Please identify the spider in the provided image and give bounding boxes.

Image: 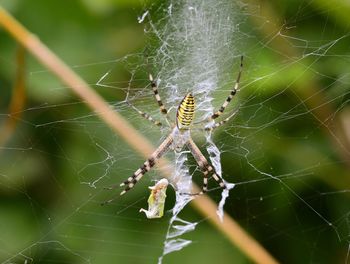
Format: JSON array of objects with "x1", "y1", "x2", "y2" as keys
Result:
[{"x1": 120, "y1": 56, "x2": 243, "y2": 196}]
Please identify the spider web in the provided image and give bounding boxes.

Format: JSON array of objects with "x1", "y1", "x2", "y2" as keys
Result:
[{"x1": 1, "y1": 0, "x2": 350, "y2": 263}]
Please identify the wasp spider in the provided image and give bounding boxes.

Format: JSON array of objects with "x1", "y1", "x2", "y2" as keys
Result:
[{"x1": 120, "y1": 56, "x2": 243, "y2": 196}]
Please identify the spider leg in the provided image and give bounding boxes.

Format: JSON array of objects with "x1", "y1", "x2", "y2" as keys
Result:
[
  {"x1": 126, "y1": 101, "x2": 163, "y2": 127},
  {"x1": 210, "y1": 56, "x2": 243, "y2": 121},
  {"x1": 120, "y1": 134, "x2": 173, "y2": 195},
  {"x1": 149, "y1": 74, "x2": 168, "y2": 115},
  {"x1": 187, "y1": 138, "x2": 226, "y2": 195},
  {"x1": 205, "y1": 109, "x2": 238, "y2": 131}
]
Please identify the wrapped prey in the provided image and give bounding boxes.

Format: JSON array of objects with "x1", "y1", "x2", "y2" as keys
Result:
[{"x1": 140, "y1": 178, "x2": 169, "y2": 218}]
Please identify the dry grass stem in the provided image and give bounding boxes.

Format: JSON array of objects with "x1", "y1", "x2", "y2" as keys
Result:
[{"x1": 0, "y1": 45, "x2": 26, "y2": 147}]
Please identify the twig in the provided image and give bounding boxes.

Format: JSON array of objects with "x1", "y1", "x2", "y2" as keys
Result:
[
  {"x1": 0, "y1": 6, "x2": 279, "y2": 264},
  {"x1": 0, "y1": 45, "x2": 26, "y2": 147}
]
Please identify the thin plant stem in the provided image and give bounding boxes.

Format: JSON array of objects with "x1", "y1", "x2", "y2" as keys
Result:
[{"x1": 0, "y1": 45, "x2": 26, "y2": 147}]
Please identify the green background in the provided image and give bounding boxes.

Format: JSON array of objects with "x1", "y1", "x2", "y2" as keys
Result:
[{"x1": 0, "y1": 0, "x2": 350, "y2": 263}]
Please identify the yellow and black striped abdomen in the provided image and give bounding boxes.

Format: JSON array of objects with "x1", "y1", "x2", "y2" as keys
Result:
[{"x1": 176, "y1": 93, "x2": 195, "y2": 130}]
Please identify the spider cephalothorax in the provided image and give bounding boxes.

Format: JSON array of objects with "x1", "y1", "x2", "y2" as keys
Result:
[{"x1": 119, "y1": 56, "x2": 243, "y2": 196}]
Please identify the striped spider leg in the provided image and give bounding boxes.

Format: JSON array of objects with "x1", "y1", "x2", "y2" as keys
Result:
[
  {"x1": 120, "y1": 134, "x2": 173, "y2": 195},
  {"x1": 149, "y1": 73, "x2": 168, "y2": 115},
  {"x1": 204, "y1": 109, "x2": 239, "y2": 132},
  {"x1": 186, "y1": 138, "x2": 226, "y2": 195},
  {"x1": 199, "y1": 56, "x2": 243, "y2": 132},
  {"x1": 149, "y1": 73, "x2": 175, "y2": 127},
  {"x1": 126, "y1": 101, "x2": 163, "y2": 127},
  {"x1": 126, "y1": 72, "x2": 172, "y2": 128},
  {"x1": 210, "y1": 55, "x2": 243, "y2": 120}
]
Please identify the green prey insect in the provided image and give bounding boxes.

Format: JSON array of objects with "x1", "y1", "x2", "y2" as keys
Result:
[
  {"x1": 120, "y1": 56, "x2": 243, "y2": 196},
  {"x1": 139, "y1": 178, "x2": 169, "y2": 218}
]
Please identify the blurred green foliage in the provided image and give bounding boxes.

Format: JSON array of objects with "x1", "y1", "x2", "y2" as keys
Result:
[{"x1": 1, "y1": 0, "x2": 350, "y2": 263}]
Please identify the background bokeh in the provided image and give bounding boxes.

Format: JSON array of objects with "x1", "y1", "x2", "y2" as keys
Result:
[{"x1": 1, "y1": 0, "x2": 350, "y2": 263}]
